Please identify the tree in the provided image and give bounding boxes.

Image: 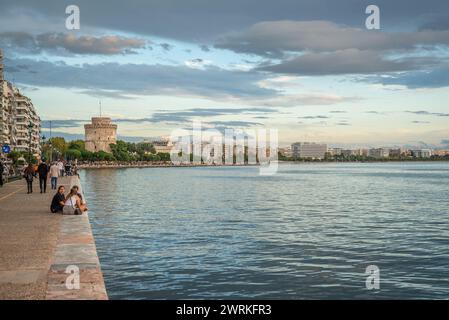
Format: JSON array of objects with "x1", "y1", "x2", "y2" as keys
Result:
[
  {"x1": 7, "y1": 150, "x2": 21, "y2": 164},
  {"x1": 68, "y1": 140, "x2": 85, "y2": 151},
  {"x1": 49, "y1": 137, "x2": 68, "y2": 155},
  {"x1": 65, "y1": 149, "x2": 82, "y2": 160}
]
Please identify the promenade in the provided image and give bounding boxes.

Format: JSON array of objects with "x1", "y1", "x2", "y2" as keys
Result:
[{"x1": 0, "y1": 176, "x2": 107, "y2": 300}]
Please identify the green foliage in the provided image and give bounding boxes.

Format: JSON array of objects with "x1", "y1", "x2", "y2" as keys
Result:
[
  {"x1": 39, "y1": 137, "x2": 168, "y2": 162},
  {"x1": 68, "y1": 140, "x2": 85, "y2": 150},
  {"x1": 65, "y1": 149, "x2": 82, "y2": 160},
  {"x1": 48, "y1": 137, "x2": 67, "y2": 155},
  {"x1": 7, "y1": 150, "x2": 21, "y2": 164}
]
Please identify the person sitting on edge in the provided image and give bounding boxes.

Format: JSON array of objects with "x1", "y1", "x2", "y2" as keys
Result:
[
  {"x1": 50, "y1": 186, "x2": 66, "y2": 213},
  {"x1": 71, "y1": 185, "x2": 88, "y2": 212},
  {"x1": 63, "y1": 187, "x2": 83, "y2": 215}
]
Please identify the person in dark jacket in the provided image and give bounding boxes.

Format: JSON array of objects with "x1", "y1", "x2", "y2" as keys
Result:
[
  {"x1": 23, "y1": 164, "x2": 35, "y2": 194},
  {"x1": 37, "y1": 160, "x2": 49, "y2": 193},
  {"x1": 50, "y1": 186, "x2": 66, "y2": 213}
]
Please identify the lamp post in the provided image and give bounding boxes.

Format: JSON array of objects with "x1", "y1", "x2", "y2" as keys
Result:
[
  {"x1": 41, "y1": 135, "x2": 46, "y2": 161},
  {"x1": 27, "y1": 121, "x2": 33, "y2": 163}
]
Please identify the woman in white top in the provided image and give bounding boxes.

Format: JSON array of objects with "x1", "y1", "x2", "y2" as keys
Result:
[{"x1": 63, "y1": 187, "x2": 82, "y2": 214}]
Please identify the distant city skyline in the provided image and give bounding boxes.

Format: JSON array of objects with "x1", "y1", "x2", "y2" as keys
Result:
[{"x1": 1, "y1": 0, "x2": 449, "y2": 148}]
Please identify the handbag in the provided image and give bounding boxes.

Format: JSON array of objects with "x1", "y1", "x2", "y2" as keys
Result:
[{"x1": 63, "y1": 197, "x2": 82, "y2": 215}]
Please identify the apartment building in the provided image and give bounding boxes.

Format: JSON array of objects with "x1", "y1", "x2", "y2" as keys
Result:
[
  {"x1": 0, "y1": 50, "x2": 41, "y2": 155},
  {"x1": 368, "y1": 148, "x2": 390, "y2": 158},
  {"x1": 291, "y1": 142, "x2": 328, "y2": 159}
]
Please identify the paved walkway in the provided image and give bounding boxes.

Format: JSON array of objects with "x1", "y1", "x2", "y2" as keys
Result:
[{"x1": 0, "y1": 176, "x2": 70, "y2": 299}]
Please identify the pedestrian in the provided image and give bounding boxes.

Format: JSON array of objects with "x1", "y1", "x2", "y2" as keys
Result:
[
  {"x1": 57, "y1": 159, "x2": 64, "y2": 177},
  {"x1": 23, "y1": 163, "x2": 35, "y2": 194},
  {"x1": 0, "y1": 160, "x2": 4, "y2": 187},
  {"x1": 49, "y1": 161, "x2": 60, "y2": 190},
  {"x1": 37, "y1": 159, "x2": 49, "y2": 193}
]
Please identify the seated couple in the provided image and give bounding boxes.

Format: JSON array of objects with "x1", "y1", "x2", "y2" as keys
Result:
[{"x1": 50, "y1": 185, "x2": 88, "y2": 214}]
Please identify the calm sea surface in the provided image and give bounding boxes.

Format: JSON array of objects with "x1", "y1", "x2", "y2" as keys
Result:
[{"x1": 80, "y1": 162, "x2": 449, "y2": 299}]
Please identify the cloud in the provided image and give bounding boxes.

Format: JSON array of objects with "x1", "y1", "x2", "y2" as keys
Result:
[
  {"x1": 216, "y1": 20, "x2": 449, "y2": 57},
  {"x1": 200, "y1": 45, "x2": 211, "y2": 52},
  {"x1": 0, "y1": 32, "x2": 146, "y2": 55},
  {"x1": 217, "y1": 20, "x2": 448, "y2": 76},
  {"x1": 298, "y1": 115, "x2": 329, "y2": 119},
  {"x1": 329, "y1": 110, "x2": 347, "y2": 114},
  {"x1": 41, "y1": 107, "x2": 273, "y2": 130},
  {"x1": 247, "y1": 93, "x2": 357, "y2": 107},
  {"x1": 259, "y1": 49, "x2": 429, "y2": 75},
  {"x1": 373, "y1": 67, "x2": 449, "y2": 88},
  {"x1": 6, "y1": 57, "x2": 355, "y2": 106},
  {"x1": 147, "y1": 107, "x2": 274, "y2": 124},
  {"x1": 6, "y1": 58, "x2": 276, "y2": 100},
  {"x1": 2, "y1": 1, "x2": 449, "y2": 42},
  {"x1": 406, "y1": 110, "x2": 449, "y2": 117},
  {"x1": 412, "y1": 120, "x2": 431, "y2": 124},
  {"x1": 40, "y1": 129, "x2": 148, "y2": 142},
  {"x1": 184, "y1": 58, "x2": 212, "y2": 69},
  {"x1": 159, "y1": 43, "x2": 174, "y2": 51},
  {"x1": 41, "y1": 119, "x2": 88, "y2": 128}
]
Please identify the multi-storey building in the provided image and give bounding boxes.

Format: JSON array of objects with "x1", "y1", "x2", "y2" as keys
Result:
[
  {"x1": 291, "y1": 142, "x2": 327, "y2": 159},
  {"x1": 368, "y1": 148, "x2": 390, "y2": 158},
  {"x1": 411, "y1": 149, "x2": 432, "y2": 158},
  {"x1": 0, "y1": 50, "x2": 41, "y2": 155}
]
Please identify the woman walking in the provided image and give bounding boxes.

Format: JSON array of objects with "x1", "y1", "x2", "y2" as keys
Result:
[{"x1": 23, "y1": 164, "x2": 35, "y2": 194}]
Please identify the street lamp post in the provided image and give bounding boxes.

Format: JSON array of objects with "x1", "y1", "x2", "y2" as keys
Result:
[
  {"x1": 41, "y1": 135, "x2": 46, "y2": 161},
  {"x1": 28, "y1": 121, "x2": 34, "y2": 164}
]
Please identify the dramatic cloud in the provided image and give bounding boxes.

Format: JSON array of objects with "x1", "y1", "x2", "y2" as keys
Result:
[
  {"x1": 216, "y1": 20, "x2": 449, "y2": 57},
  {"x1": 2, "y1": 1, "x2": 445, "y2": 42},
  {"x1": 6, "y1": 58, "x2": 275, "y2": 99},
  {"x1": 258, "y1": 49, "x2": 432, "y2": 75},
  {"x1": 5, "y1": 58, "x2": 355, "y2": 106},
  {"x1": 0, "y1": 32, "x2": 146, "y2": 55},
  {"x1": 44, "y1": 108, "x2": 274, "y2": 129}
]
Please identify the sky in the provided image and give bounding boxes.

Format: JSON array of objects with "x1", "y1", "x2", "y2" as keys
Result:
[{"x1": 1, "y1": 0, "x2": 449, "y2": 148}]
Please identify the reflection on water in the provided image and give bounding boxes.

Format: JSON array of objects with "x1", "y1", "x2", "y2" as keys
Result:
[{"x1": 80, "y1": 162, "x2": 449, "y2": 299}]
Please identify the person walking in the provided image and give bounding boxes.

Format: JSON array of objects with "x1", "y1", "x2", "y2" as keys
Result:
[
  {"x1": 23, "y1": 163, "x2": 35, "y2": 194},
  {"x1": 0, "y1": 160, "x2": 4, "y2": 187},
  {"x1": 49, "y1": 162, "x2": 60, "y2": 190},
  {"x1": 37, "y1": 160, "x2": 49, "y2": 193},
  {"x1": 57, "y1": 160, "x2": 64, "y2": 177}
]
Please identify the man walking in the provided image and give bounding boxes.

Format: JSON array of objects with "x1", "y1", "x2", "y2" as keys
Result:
[
  {"x1": 37, "y1": 159, "x2": 49, "y2": 193},
  {"x1": 49, "y1": 161, "x2": 60, "y2": 190}
]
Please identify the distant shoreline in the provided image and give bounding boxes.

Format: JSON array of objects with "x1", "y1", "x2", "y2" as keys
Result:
[
  {"x1": 78, "y1": 163, "x2": 260, "y2": 169},
  {"x1": 77, "y1": 160, "x2": 449, "y2": 170}
]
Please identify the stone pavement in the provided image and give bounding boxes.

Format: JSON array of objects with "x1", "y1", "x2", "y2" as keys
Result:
[{"x1": 0, "y1": 175, "x2": 107, "y2": 300}]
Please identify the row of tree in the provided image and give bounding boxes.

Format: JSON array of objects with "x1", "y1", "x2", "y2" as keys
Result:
[{"x1": 40, "y1": 137, "x2": 171, "y2": 162}]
